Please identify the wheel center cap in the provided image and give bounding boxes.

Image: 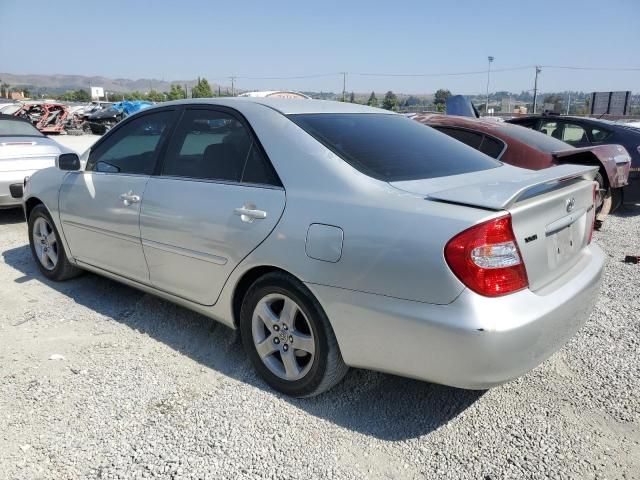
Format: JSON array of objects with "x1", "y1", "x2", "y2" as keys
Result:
[{"x1": 278, "y1": 331, "x2": 288, "y2": 343}]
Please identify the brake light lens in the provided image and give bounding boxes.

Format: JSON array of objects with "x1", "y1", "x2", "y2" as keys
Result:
[
  {"x1": 445, "y1": 214, "x2": 529, "y2": 297},
  {"x1": 588, "y1": 182, "x2": 597, "y2": 244}
]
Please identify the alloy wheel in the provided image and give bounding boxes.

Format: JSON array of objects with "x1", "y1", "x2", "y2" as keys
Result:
[
  {"x1": 32, "y1": 217, "x2": 58, "y2": 271},
  {"x1": 251, "y1": 293, "x2": 316, "y2": 381}
]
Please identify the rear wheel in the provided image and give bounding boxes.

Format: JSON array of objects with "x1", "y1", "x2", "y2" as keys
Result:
[
  {"x1": 28, "y1": 205, "x2": 82, "y2": 281},
  {"x1": 240, "y1": 272, "x2": 348, "y2": 397}
]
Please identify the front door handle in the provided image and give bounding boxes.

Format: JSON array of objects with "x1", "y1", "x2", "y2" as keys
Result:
[
  {"x1": 119, "y1": 191, "x2": 140, "y2": 206},
  {"x1": 234, "y1": 205, "x2": 267, "y2": 223}
]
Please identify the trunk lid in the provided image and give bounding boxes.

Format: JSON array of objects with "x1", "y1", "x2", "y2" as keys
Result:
[
  {"x1": 391, "y1": 163, "x2": 598, "y2": 291},
  {"x1": 0, "y1": 136, "x2": 61, "y2": 172}
]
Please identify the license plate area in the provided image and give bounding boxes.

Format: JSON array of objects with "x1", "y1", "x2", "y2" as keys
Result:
[{"x1": 546, "y1": 222, "x2": 581, "y2": 269}]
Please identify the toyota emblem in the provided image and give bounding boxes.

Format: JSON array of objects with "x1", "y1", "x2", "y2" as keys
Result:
[{"x1": 565, "y1": 197, "x2": 576, "y2": 213}]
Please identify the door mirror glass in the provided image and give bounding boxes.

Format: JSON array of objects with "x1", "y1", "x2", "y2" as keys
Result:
[{"x1": 56, "y1": 153, "x2": 81, "y2": 171}]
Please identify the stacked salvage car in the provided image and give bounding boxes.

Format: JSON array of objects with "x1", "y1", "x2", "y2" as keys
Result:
[{"x1": 411, "y1": 97, "x2": 636, "y2": 228}]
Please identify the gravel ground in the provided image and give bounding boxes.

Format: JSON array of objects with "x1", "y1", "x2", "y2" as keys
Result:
[{"x1": 0, "y1": 206, "x2": 639, "y2": 480}]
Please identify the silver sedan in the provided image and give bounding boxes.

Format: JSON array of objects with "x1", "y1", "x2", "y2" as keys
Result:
[{"x1": 21, "y1": 99, "x2": 604, "y2": 397}]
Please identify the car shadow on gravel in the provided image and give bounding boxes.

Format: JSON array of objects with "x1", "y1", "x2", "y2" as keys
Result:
[
  {"x1": 612, "y1": 203, "x2": 640, "y2": 218},
  {"x1": 0, "y1": 209, "x2": 25, "y2": 225},
  {"x1": 3, "y1": 244, "x2": 483, "y2": 440}
]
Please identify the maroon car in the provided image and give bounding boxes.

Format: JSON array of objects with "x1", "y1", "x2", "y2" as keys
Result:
[{"x1": 413, "y1": 114, "x2": 631, "y2": 222}]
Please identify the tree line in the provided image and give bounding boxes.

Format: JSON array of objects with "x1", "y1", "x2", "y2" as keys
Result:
[{"x1": 51, "y1": 78, "x2": 218, "y2": 102}]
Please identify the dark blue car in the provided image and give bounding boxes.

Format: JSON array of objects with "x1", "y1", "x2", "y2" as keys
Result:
[{"x1": 508, "y1": 115, "x2": 640, "y2": 204}]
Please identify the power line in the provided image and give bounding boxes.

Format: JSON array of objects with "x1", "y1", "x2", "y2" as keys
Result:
[
  {"x1": 202, "y1": 65, "x2": 640, "y2": 82},
  {"x1": 351, "y1": 66, "x2": 533, "y2": 77},
  {"x1": 540, "y1": 65, "x2": 640, "y2": 71}
]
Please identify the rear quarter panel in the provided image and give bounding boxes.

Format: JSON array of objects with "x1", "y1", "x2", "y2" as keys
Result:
[{"x1": 223, "y1": 105, "x2": 503, "y2": 305}]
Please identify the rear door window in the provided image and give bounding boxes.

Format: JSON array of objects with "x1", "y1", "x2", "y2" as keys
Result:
[
  {"x1": 435, "y1": 126, "x2": 505, "y2": 159},
  {"x1": 289, "y1": 114, "x2": 500, "y2": 181},
  {"x1": 561, "y1": 123, "x2": 589, "y2": 145},
  {"x1": 539, "y1": 120, "x2": 562, "y2": 140},
  {"x1": 162, "y1": 108, "x2": 280, "y2": 186},
  {"x1": 590, "y1": 127, "x2": 613, "y2": 143},
  {"x1": 478, "y1": 135, "x2": 505, "y2": 159},
  {"x1": 434, "y1": 127, "x2": 483, "y2": 149}
]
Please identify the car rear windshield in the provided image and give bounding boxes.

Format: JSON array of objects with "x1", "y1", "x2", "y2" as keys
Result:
[
  {"x1": 288, "y1": 113, "x2": 501, "y2": 181},
  {"x1": 0, "y1": 118, "x2": 44, "y2": 137},
  {"x1": 499, "y1": 123, "x2": 570, "y2": 152}
]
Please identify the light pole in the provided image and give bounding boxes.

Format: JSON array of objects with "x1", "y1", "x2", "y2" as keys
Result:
[
  {"x1": 532, "y1": 66, "x2": 541, "y2": 114},
  {"x1": 485, "y1": 56, "x2": 494, "y2": 115}
]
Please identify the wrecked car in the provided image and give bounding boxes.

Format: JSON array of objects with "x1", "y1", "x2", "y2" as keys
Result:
[
  {"x1": 413, "y1": 114, "x2": 631, "y2": 226},
  {"x1": 86, "y1": 100, "x2": 152, "y2": 134},
  {"x1": 13, "y1": 103, "x2": 69, "y2": 134},
  {"x1": 508, "y1": 114, "x2": 640, "y2": 205}
]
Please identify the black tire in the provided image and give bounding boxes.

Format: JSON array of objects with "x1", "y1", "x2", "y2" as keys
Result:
[
  {"x1": 594, "y1": 171, "x2": 611, "y2": 230},
  {"x1": 594, "y1": 171, "x2": 610, "y2": 215},
  {"x1": 28, "y1": 204, "x2": 82, "y2": 281},
  {"x1": 240, "y1": 272, "x2": 348, "y2": 397},
  {"x1": 610, "y1": 187, "x2": 623, "y2": 213}
]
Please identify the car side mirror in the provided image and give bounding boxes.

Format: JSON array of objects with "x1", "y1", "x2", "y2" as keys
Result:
[{"x1": 56, "y1": 153, "x2": 81, "y2": 171}]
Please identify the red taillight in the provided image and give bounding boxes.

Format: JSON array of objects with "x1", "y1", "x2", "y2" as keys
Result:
[
  {"x1": 588, "y1": 182, "x2": 597, "y2": 244},
  {"x1": 445, "y1": 214, "x2": 529, "y2": 297}
]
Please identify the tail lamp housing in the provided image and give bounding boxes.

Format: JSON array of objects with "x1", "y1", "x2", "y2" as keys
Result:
[{"x1": 445, "y1": 214, "x2": 529, "y2": 297}]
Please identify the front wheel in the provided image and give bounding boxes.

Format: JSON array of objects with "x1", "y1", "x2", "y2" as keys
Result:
[
  {"x1": 240, "y1": 272, "x2": 348, "y2": 397},
  {"x1": 28, "y1": 205, "x2": 82, "y2": 281}
]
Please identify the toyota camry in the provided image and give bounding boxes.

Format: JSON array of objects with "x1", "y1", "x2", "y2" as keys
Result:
[{"x1": 20, "y1": 98, "x2": 604, "y2": 397}]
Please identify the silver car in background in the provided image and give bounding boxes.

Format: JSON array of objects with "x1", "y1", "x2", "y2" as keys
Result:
[
  {"x1": 0, "y1": 114, "x2": 69, "y2": 208},
  {"x1": 21, "y1": 99, "x2": 605, "y2": 397}
]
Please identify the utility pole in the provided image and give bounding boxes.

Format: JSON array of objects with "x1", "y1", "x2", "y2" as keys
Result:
[
  {"x1": 341, "y1": 72, "x2": 347, "y2": 102},
  {"x1": 566, "y1": 91, "x2": 571, "y2": 115},
  {"x1": 532, "y1": 66, "x2": 541, "y2": 114},
  {"x1": 485, "y1": 56, "x2": 494, "y2": 115},
  {"x1": 230, "y1": 76, "x2": 236, "y2": 96}
]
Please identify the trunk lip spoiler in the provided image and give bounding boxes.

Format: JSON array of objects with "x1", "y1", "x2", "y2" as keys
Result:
[{"x1": 425, "y1": 164, "x2": 598, "y2": 211}]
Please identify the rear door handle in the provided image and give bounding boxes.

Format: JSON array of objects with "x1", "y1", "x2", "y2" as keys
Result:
[
  {"x1": 234, "y1": 205, "x2": 267, "y2": 222},
  {"x1": 120, "y1": 191, "x2": 140, "y2": 206}
]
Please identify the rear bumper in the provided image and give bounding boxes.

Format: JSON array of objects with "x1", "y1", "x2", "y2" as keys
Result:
[
  {"x1": 0, "y1": 170, "x2": 32, "y2": 208},
  {"x1": 309, "y1": 243, "x2": 605, "y2": 389}
]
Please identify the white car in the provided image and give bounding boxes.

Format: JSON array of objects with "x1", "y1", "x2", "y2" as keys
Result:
[{"x1": 0, "y1": 114, "x2": 69, "y2": 208}]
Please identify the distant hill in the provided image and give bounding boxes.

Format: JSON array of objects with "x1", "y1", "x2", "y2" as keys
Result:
[{"x1": 0, "y1": 73, "x2": 227, "y2": 94}]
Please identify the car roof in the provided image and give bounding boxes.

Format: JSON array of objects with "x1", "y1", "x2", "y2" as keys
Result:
[
  {"x1": 413, "y1": 113, "x2": 573, "y2": 153},
  {"x1": 414, "y1": 113, "x2": 526, "y2": 136},
  {"x1": 154, "y1": 97, "x2": 394, "y2": 115}
]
